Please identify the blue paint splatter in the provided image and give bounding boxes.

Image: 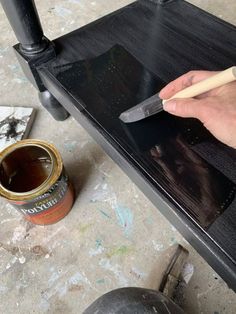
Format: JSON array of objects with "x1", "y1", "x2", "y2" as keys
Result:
[
  {"x1": 0, "y1": 47, "x2": 9, "y2": 55},
  {"x1": 64, "y1": 141, "x2": 77, "y2": 153},
  {"x1": 54, "y1": 6, "x2": 72, "y2": 18},
  {"x1": 96, "y1": 279, "x2": 105, "y2": 284},
  {"x1": 98, "y1": 209, "x2": 111, "y2": 219},
  {"x1": 8, "y1": 64, "x2": 18, "y2": 71},
  {"x1": 95, "y1": 239, "x2": 102, "y2": 249},
  {"x1": 114, "y1": 205, "x2": 133, "y2": 236},
  {"x1": 7, "y1": 63, "x2": 28, "y2": 84}
]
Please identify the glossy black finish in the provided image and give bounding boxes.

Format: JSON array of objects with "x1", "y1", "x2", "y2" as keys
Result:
[
  {"x1": 1, "y1": 0, "x2": 47, "y2": 54},
  {"x1": 47, "y1": 45, "x2": 236, "y2": 229},
  {"x1": 2, "y1": 0, "x2": 234, "y2": 288},
  {"x1": 13, "y1": 41, "x2": 56, "y2": 92},
  {"x1": 39, "y1": 90, "x2": 70, "y2": 121},
  {"x1": 37, "y1": 0, "x2": 236, "y2": 289}
]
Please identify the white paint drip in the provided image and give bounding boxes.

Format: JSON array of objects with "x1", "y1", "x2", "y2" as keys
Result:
[
  {"x1": 18, "y1": 256, "x2": 26, "y2": 264},
  {"x1": 102, "y1": 183, "x2": 108, "y2": 190},
  {"x1": 11, "y1": 256, "x2": 17, "y2": 264},
  {"x1": 12, "y1": 225, "x2": 25, "y2": 243},
  {"x1": 152, "y1": 240, "x2": 164, "y2": 252},
  {"x1": 6, "y1": 263, "x2": 11, "y2": 270}
]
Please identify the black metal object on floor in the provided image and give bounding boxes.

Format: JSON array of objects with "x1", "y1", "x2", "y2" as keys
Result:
[{"x1": 1, "y1": 0, "x2": 236, "y2": 290}]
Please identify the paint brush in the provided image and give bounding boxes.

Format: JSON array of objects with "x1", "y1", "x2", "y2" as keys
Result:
[{"x1": 119, "y1": 66, "x2": 236, "y2": 123}]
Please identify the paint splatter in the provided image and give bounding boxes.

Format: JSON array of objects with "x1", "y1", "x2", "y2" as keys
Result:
[
  {"x1": 6, "y1": 263, "x2": 11, "y2": 270},
  {"x1": 89, "y1": 239, "x2": 105, "y2": 257},
  {"x1": 79, "y1": 223, "x2": 93, "y2": 234},
  {"x1": 7, "y1": 63, "x2": 28, "y2": 84},
  {"x1": 99, "y1": 258, "x2": 129, "y2": 286},
  {"x1": 0, "y1": 46, "x2": 9, "y2": 58},
  {"x1": 98, "y1": 209, "x2": 111, "y2": 219},
  {"x1": 54, "y1": 6, "x2": 72, "y2": 18},
  {"x1": 18, "y1": 256, "x2": 26, "y2": 264},
  {"x1": 69, "y1": 272, "x2": 89, "y2": 286},
  {"x1": 64, "y1": 140, "x2": 77, "y2": 152},
  {"x1": 170, "y1": 237, "x2": 177, "y2": 245},
  {"x1": 12, "y1": 225, "x2": 26, "y2": 243},
  {"x1": 89, "y1": 247, "x2": 104, "y2": 257},
  {"x1": 114, "y1": 205, "x2": 133, "y2": 236},
  {"x1": 152, "y1": 240, "x2": 164, "y2": 251},
  {"x1": 130, "y1": 267, "x2": 147, "y2": 280},
  {"x1": 96, "y1": 279, "x2": 105, "y2": 285},
  {"x1": 95, "y1": 239, "x2": 102, "y2": 249},
  {"x1": 107, "y1": 245, "x2": 133, "y2": 258},
  {"x1": 42, "y1": 270, "x2": 90, "y2": 309},
  {"x1": 48, "y1": 272, "x2": 59, "y2": 288},
  {"x1": 0, "y1": 285, "x2": 8, "y2": 294}
]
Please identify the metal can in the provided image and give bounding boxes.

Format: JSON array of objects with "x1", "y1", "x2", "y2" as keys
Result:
[{"x1": 0, "y1": 139, "x2": 74, "y2": 225}]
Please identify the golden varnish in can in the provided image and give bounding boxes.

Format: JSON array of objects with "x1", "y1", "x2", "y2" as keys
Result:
[{"x1": 0, "y1": 139, "x2": 74, "y2": 225}]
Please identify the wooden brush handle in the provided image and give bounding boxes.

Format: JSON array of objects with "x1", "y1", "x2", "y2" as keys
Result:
[{"x1": 164, "y1": 66, "x2": 236, "y2": 103}]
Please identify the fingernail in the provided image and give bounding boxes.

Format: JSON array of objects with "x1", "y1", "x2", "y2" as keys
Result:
[{"x1": 163, "y1": 100, "x2": 176, "y2": 112}]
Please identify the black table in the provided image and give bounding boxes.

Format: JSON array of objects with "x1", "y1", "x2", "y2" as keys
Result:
[{"x1": 1, "y1": 0, "x2": 236, "y2": 290}]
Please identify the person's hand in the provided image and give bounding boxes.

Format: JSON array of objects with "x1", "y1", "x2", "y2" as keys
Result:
[{"x1": 159, "y1": 70, "x2": 236, "y2": 148}]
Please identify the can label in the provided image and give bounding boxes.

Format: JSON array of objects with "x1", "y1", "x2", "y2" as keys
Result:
[
  {"x1": 10, "y1": 170, "x2": 74, "y2": 225},
  {"x1": 0, "y1": 140, "x2": 74, "y2": 225}
]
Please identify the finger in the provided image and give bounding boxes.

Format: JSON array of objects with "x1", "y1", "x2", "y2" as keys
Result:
[
  {"x1": 159, "y1": 70, "x2": 218, "y2": 100},
  {"x1": 163, "y1": 98, "x2": 207, "y2": 120}
]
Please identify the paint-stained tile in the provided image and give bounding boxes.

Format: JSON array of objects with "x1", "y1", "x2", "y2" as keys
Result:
[{"x1": 0, "y1": 106, "x2": 35, "y2": 150}]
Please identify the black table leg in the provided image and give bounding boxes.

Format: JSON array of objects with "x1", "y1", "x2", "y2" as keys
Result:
[{"x1": 0, "y1": 0, "x2": 69, "y2": 121}]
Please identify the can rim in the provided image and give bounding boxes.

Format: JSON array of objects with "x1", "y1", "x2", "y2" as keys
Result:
[{"x1": 0, "y1": 139, "x2": 63, "y2": 201}]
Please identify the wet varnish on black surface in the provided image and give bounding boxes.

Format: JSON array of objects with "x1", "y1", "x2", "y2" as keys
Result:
[
  {"x1": 38, "y1": 0, "x2": 236, "y2": 289},
  {"x1": 52, "y1": 45, "x2": 236, "y2": 229}
]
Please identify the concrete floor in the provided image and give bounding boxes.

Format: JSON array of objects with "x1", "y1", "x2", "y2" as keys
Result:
[{"x1": 0, "y1": 0, "x2": 236, "y2": 313}]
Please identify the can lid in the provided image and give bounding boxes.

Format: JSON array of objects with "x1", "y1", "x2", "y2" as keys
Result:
[{"x1": 0, "y1": 139, "x2": 63, "y2": 201}]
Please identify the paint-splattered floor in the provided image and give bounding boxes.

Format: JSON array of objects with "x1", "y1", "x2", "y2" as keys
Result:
[{"x1": 0, "y1": 1, "x2": 236, "y2": 313}]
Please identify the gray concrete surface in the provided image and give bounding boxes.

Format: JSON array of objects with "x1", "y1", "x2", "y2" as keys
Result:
[{"x1": 0, "y1": 0, "x2": 236, "y2": 313}]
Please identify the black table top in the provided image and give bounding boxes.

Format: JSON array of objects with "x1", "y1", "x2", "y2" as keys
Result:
[{"x1": 38, "y1": 0, "x2": 236, "y2": 289}]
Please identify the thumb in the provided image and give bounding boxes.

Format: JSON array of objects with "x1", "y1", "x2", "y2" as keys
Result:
[{"x1": 163, "y1": 98, "x2": 206, "y2": 120}]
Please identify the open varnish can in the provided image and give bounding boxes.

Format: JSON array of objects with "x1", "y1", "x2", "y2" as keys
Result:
[{"x1": 0, "y1": 139, "x2": 74, "y2": 225}]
